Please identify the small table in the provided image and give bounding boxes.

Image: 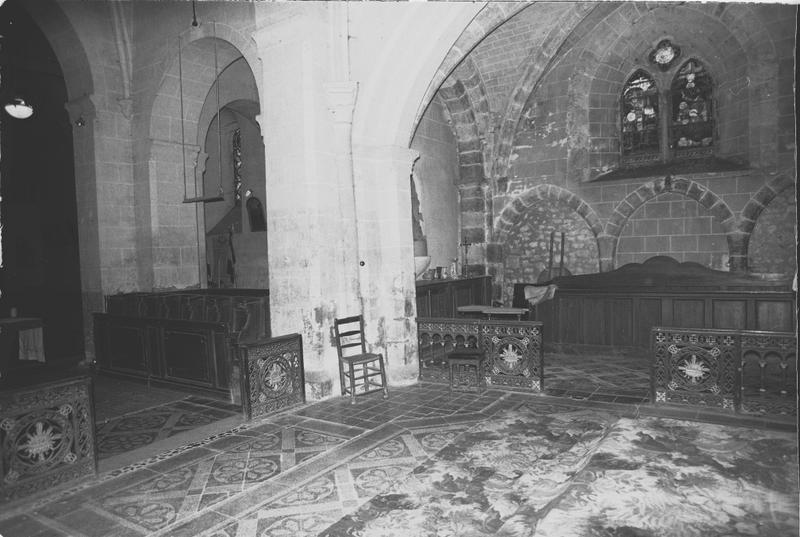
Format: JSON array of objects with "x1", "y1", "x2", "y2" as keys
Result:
[
  {"x1": 456, "y1": 306, "x2": 529, "y2": 321},
  {"x1": 447, "y1": 347, "x2": 486, "y2": 392},
  {"x1": 1, "y1": 317, "x2": 45, "y2": 379}
]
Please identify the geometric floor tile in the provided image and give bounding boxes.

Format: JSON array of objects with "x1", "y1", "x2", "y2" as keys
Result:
[
  {"x1": 1, "y1": 382, "x2": 795, "y2": 537},
  {"x1": 95, "y1": 397, "x2": 242, "y2": 459}
]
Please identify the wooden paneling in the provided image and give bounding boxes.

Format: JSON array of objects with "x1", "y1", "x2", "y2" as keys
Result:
[
  {"x1": 558, "y1": 297, "x2": 583, "y2": 343},
  {"x1": 672, "y1": 299, "x2": 705, "y2": 328},
  {"x1": 162, "y1": 329, "x2": 214, "y2": 386},
  {"x1": 96, "y1": 317, "x2": 149, "y2": 375},
  {"x1": 756, "y1": 300, "x2": 794, "y2": 332},
  {"x1": 609, "y1": 298, "x2": 633, "y2": 346},
  {"x1": 94, "y1": 314, "x2": 230, "y2": 394},
  {"x1": 636, "y1": 299, "x2": 662, "y2": 346},
  {"x1": 712, "y1": 300, "x2": 747, "y2": 329},
  {"x1": 512, "y1": 257, "x2": 795, "y2": 351},
  {"x1": 515, "y1": 289, "x2": 794, "y2": 350},
  {"x1": 415, "y1": 276, "x2": 492, "y2": 318},
  {"x1": 581, "y1": 298, "x2": 606, "y2": 345}
]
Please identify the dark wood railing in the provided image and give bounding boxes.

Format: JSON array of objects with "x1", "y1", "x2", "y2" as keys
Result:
[
  {"x1": 234, "y1": 333, "x2": 305, "y2": 420},
  {"x1": 417, "y1": 317, "x2": 544, "y2": 392},
  {"x1": 651, "y1": 327, "x2": 796, "y2": 416}
]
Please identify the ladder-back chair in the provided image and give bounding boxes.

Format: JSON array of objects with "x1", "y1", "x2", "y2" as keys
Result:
[{"x1": 333, "y1": 315, "x2": 389, "y2": 404}]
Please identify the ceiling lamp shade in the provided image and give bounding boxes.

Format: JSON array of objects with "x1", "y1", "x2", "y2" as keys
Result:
[{"x1": 4, "y1": 97, "x2": 34, "y2": 119}]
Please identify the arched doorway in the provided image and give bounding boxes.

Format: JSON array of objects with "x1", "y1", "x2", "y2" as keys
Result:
[{"x1": 0, "y1": 0, "x2": 84, "y2": 364}]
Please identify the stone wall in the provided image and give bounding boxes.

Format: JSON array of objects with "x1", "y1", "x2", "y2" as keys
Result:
[
  {"x1": 748, "y1": 187, "x2": 798, "y2": 275},
  {"x1": 410, "y1": 97, "x2": 460, "y2": 271},
  {"x1": 501, "y1": 204, "x2": 599, "y2": 303}
]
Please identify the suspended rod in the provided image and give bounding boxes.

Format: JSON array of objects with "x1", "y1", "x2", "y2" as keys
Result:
[{"x1": 182, "y1": 23, "x2": 224, "y2": 204}]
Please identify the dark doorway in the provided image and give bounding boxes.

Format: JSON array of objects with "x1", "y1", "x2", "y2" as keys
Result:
[{"x1": 0, "y1": 0, "x2": 84, "y2": 363}]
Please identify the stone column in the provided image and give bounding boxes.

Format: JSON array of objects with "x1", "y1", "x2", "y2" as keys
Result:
[
  {"x1": 64, "y1": 94, "x2": 102, "y2": 361},
  {"x1": 253, "y1": 10, "x2": 365, "y2": 399}
]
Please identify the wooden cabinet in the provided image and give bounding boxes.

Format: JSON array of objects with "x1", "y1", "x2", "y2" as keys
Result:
[{"x1": 416, "y1": 276, "x2": 491, "y2": 318}]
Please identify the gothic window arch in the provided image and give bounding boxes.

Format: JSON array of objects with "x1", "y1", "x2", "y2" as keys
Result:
[
  {"x1": 670, "y1": 58, "x2": 713, "y2": 158},
  {"x1": 620, "y1": 70, "x2": 660, "y2": 165}
]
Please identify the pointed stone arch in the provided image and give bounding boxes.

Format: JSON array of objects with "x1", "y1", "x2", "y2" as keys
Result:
[
  {"x1": 491, "y1": 3, "x2": 606, "y2": 184},
  {"x1": 739, "y1": 173, "x2": 796, "y2": 271},
  {"x1": 605, "y1": 176, "x2": 738, "y2": 271}
]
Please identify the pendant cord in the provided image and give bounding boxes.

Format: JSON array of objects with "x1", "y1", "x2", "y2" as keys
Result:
[
  {"x1": 213, "y1": 22, "x2": 223, "y2": 198},
  {"x1": 178, "y1": 36, "x2": 188, "y2": 200}
]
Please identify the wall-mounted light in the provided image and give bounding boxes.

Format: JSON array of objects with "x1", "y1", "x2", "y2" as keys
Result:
[
  {"x1": 4, "y1": 97, "x2": 33, "y2": 119},
  {"x1": 74, "y1": 116, "x2": 85, "y2": 127},
  {"x1": 245, "y1": 189, "x2": 253, "y2": 198}
]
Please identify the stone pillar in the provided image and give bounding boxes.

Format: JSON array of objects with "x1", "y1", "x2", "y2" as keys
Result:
[
  {"x1": 597, "y1": 233, "x2": 616, "y2": 272},
  {"x1": 64, "y1": 94, "x2": 102, "y2": 361},
  {"x1": 727, "y1": 231, "x2": 748, "y2": 273},
  {"x1": 352, "y1": 144, "x2": 420, "y2": 385},
  {"x1": 254, "y1": 10, "x2": 365, "y2": 399}
]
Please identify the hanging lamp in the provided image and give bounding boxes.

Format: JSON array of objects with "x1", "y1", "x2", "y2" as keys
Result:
[
  {"x1": 180, "y1": 21, "x2": 224, "y2": 204},
  {"x1": 4, "y1": 97, "x2": 33, "y2": 119}
]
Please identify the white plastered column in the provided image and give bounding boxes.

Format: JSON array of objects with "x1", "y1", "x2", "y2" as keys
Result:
[
  {"x1": 351, "y1": 143, "x2": 420, "y2": 385},
  {"x1": 253, "y1": 7, "x2": 364, "y2": 397}
]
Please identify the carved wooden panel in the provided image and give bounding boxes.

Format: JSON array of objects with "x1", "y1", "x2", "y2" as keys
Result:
[
  {"x1": 652, "y1": 327, "x2": 739, "y2": 411},
  {"x1": 417, "y1": 318, "x2": 543, "y2": 392},
  {"x1": 238, "y1": 334, "x2": 305, "y2": 420},
  {"x1": 1, "y1": 377, "x2": 96, "y2": 503},
  {"x1": 739, "y1": 331, "x2": 796, "y2": 417}
]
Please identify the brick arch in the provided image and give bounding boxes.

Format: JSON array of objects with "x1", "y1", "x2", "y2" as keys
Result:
[
  {"x1": 604, "y1": 175, "x2": 738, "y2": 270},
  {"x1": 438, "y1": 58, "x2": 489, "y2": 185},
  {"x1": 494, "y1": 185, "x2": 603, "y2": 245},
  {"x1": 738, "y1": 173, "x2": 796, "y2": 259}
]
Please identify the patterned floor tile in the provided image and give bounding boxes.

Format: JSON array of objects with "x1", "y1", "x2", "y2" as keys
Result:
[
  {"x1": 2, "y1": 379, "x2": 795, "y2": 537},
  {"x1": 95, "y1": 397, "x2": 242, "y2": 459}
]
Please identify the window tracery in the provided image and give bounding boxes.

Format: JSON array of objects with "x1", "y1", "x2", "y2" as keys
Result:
[
  {"x1": 621, "y1": 70, "x2": 659, "y2": 161},
  {"x1": 670, "y1": 59, "x2": 713, "y2": 157}
]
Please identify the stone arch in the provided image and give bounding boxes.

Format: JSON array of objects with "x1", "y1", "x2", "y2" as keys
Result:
[
  {"x1": 491, "y1": 3, "x2": 607, "y2": 183},
  {"x1": 438, "y1": 58, "x2": 488, "y2": 185},
  {"x1": 491, "y1": 185, "x2": 604, "y2": 301},
  {"x1": 138, "y1": 24, "x2": 259, "y2": 289},
  {"x1": 495, "y1": 185, "x2": 604, "y2": 244},
  {"x1": 410, "y1": 2, "x2": 528, "y2": 141},
  {"x1": 149, "y1": 22, "x2": 258, "y2": 144},
  {"x1": 17, "y1": 0, "x2": 107, "y2": 360},
  {"x1": 739, "y1": 173, "x2": 796, "y2": 272},
  {"x1": 605, "y1": 175, "x2": 738, "y2": 271}
]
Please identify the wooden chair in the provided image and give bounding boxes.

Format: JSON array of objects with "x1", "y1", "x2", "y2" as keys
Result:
[{"x1": 333, "y1": 315, "x2": 389, "y2": 404}]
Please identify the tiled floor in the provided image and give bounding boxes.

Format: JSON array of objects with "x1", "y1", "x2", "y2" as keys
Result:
[
  {"x1": 0, "y1": 381, "x2": 796, "y2": 537},
  {"x1": 543, "y1": 351, "x2": 650, "y2": 404}
]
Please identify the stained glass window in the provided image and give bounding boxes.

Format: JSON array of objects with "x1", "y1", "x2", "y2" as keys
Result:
[
  {"x1": 621, "y1": 70, "x2": 659, "y2": 157},
  {"x1": 671, "y1": 59, "x2": 713, "y2": 154}
]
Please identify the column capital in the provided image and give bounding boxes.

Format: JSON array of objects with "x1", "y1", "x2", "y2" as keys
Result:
[
  {"x1": 324, "y1": 81, "x2": 359, "y2": 125},
  {"x1": 64, "y1": 93, "x2": 99, "y2": 126}
]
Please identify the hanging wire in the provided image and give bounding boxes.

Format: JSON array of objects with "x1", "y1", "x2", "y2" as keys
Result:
[
  {"x1": 182, "y1": 22, "x2": 223, "y2": 203},
  {"x1": 178, "y1": 35, "x2": 189, "y2": 201},
  {"x1": 214, "y1": 21, "x2": 224, "y2": 200}
]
